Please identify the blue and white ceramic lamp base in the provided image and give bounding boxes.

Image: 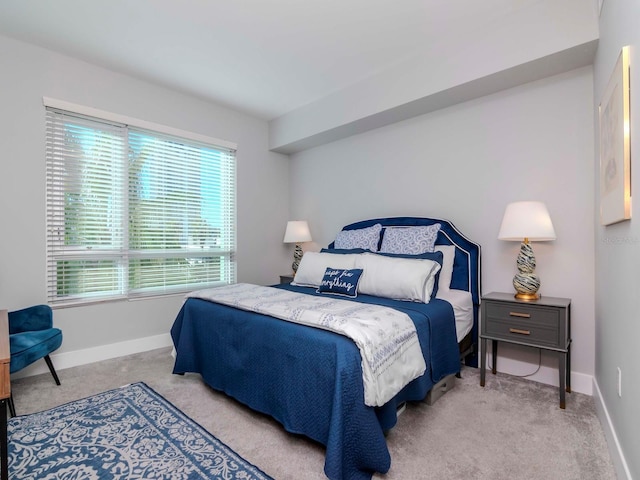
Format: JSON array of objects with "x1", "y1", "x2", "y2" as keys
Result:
[
  {"x1": 292, "y1": 244, "x2": 304, "y2": 273},
  {"x1": 513, "y1": 241, "x2": 541, "y2": 300}
]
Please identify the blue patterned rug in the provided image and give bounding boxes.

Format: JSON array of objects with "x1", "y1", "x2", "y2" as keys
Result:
[{"x1": 8, "y1": 382, "x2": 273, "y2": 479}]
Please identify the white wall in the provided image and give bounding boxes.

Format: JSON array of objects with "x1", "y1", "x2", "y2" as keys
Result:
[
  {"x1": 290, "y1": 67, "x2": 595, "y2": 393},
  {"x1": 0, "y1": 34, "x2": 290, "y2": 360},
  {"x1": 593, "y1": 1, "x2": 640, "y2": 478}
]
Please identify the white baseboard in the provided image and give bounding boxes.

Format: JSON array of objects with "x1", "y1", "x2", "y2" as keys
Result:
[
  {"x1": 11, "y1": 333, "x2": 173, "y2": 380},
  {"x1": 485, "y1": 352, "x2": 593, "y2": 395},
  {"x1": 526, "y1": 365, "x2": 593, "y2": 395},
  {"x1": 592, "y1": 378, "x2": 632, "y2": 480}
]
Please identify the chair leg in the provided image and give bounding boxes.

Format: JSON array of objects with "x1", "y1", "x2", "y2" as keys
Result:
[
  {"x1": 44, "y1": 355, "x2": 61, "y2": 386},
  {"x1": 8, "y1": 394, "x2": 15, "y2": 418},
  {"x1": 8, "y1": 357, "x2": 60, "y2": 417}
]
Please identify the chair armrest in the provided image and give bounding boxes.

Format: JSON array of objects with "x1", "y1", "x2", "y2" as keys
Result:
[{"x1": 8, "y1": 305, "x2": 53, "y2": 334}]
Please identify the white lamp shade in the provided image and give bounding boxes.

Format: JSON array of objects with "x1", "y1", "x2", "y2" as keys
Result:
[
  {"x1": 283, "y1": 220, "x2": 312, "y2": 243},
  {"x1": 498, "y1": 201, "x2": 556, "y2": 241}
]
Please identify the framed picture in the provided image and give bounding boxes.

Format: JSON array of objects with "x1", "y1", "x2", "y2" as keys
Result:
[{"x1": 599, "y1": 45, "x2": 631, "y2": 226}]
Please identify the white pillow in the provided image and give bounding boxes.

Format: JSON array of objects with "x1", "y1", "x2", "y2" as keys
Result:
[
  {"x1": 292, "y1": 252, "x2": 360, "y2": 287},
  {"x1": 355, "y1": 253, "x2": 441, "y2": 303},
  {"x1": 434, "y1": 245, "x2": 455, "y2": 292}
]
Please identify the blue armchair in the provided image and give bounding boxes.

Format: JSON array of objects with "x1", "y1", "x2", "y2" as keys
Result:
[{"x1": 8, "y1": 305, "x2": 62, "y2": 416}]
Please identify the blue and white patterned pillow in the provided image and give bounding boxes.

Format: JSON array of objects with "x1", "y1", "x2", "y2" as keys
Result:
[
  {"x1": 317, "y1": 268, "x2": 364, "y2": 297},
  {"x1": 334, "y1": 223, "x2": 382, "y2": 251},
  {"x1": 379, "y1": 224, "x2": 441, "y2": 255}
]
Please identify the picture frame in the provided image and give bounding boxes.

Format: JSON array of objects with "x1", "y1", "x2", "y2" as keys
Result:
[{"x1": 599, "y1": 45, "x2": 631, "y2": 226}]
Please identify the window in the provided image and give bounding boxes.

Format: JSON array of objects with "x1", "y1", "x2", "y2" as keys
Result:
[{"x1": 45, "y1": 105, "x2": 236, "y2": 306}]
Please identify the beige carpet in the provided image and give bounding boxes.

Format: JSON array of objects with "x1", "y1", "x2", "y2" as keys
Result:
[{"x1": 11, "y1": 347, "x2": 616, "y2": 480}]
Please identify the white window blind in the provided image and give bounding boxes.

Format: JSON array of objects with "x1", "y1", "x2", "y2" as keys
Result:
[{"x1": 45, "y1": 107, "x2": 236, "y2": 306}]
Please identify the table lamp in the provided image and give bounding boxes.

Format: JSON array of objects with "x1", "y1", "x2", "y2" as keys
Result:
[
  {"x1": 283, "y1": 220, "x2": 312, "y2": 273},
  {"x1": 498, "y1": 201, "x2": 556, "y2": 300}
]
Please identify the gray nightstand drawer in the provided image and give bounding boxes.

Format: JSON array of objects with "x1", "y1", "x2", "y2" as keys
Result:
[
  {"x1": 485, "y1": 302, "x2": 559, "y2": 326},
  {"x1": 483, "y1": 302, "x2": 562, "y2": 348},
  {"x1": 485, "y1": 317, "x2": 558, "y2": 347}
]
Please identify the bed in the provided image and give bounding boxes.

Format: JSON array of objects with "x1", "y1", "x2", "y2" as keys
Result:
[{"x1": 171, "y1": 217, "x2": 481, "y2": 480}]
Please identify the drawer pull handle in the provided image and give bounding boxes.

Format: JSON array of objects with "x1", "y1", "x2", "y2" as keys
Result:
[
  {"x1": 509, "y1": 328, "x2": 531, "y2": 335},
  {"x1": 509, "y1": 311, "x2": 531, "y2": 318}
]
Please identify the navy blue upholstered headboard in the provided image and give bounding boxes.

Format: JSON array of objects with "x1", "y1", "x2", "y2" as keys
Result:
[{"x1": 330, "y1": 217, "x2": 482, "y2": 366}]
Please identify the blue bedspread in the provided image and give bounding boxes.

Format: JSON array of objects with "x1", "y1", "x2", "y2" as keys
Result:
[{"x1": 171, "y1": 284, "x2": 460, "y2": 480}]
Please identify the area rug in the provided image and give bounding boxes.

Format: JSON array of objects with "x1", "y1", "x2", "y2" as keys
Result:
[{"x1": 8, "y1": 382, "x2": 273, "y2": 479}]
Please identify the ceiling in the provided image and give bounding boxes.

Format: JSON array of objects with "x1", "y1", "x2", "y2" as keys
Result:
[{"x1": 0, "y1": 0, "x2": 541, "y2": 120}]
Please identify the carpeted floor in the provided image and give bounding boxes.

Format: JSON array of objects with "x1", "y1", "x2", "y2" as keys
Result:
[{"x1": 11, "y1": 347, "x2": 617, "y2": 480}]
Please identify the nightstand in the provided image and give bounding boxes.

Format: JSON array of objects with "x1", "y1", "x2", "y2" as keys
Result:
[
  {"x1": 279, "y1": 274, "x2": 294, "y2": 284},
  {"x1": 480, "y1": 292, "x2": 572, "y2": 408}
]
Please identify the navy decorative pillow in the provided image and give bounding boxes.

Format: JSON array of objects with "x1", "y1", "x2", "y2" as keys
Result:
[
  {"x1": 320, "y1": 248, "x2": 368, "y2": 255},
  {"x1": 317, "y1": 268, "x2": 364, "y2": 297}
]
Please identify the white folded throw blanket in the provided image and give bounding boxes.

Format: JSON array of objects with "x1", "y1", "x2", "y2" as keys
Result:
[{"x1": 187, "y1": 283, "x2": 426, "y2": 407}]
